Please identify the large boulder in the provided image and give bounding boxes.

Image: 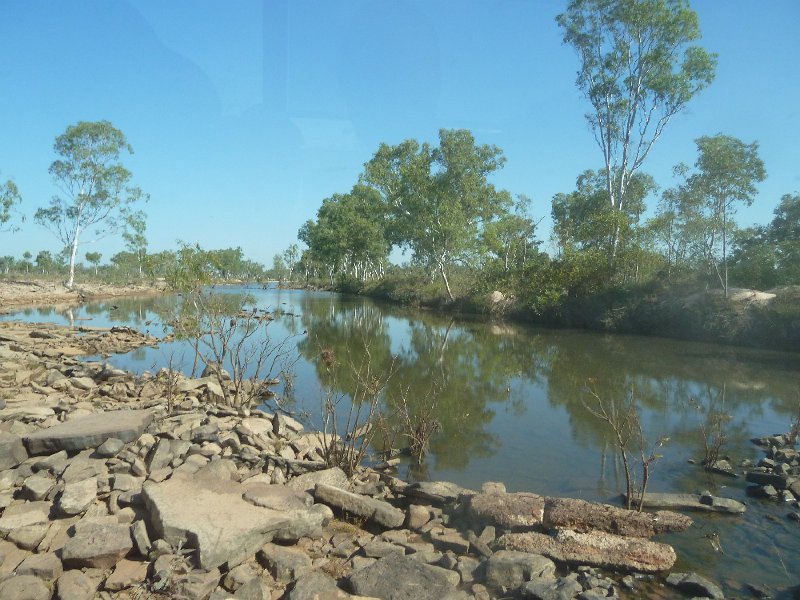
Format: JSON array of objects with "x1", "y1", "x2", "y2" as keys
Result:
[
  {"x1": 497, "y1": 528, "x2": 676, "y2": 573},
  {"x1": 141, "y1": 472, "x2": 325, "y2": 569},
  {"x1": 348, "y1": 555, "x2": 458, "y2": 600},
  {"x1": 61, "y1": 520, "x2": 134, "y2": 569},
  {"x1": 23, "y1": 409, "x2": 153, "y2": 455},
  {"x1": 484, "y1": 550, "x2": 556, "y2": 590},
  {"x1": 543, "y1": 497, "x2": 692, "y2": 537},
  {"x1": 314, "y1": 483, "x2": 405, "y2": 529},
  {"x1": 466, "y1": 491, "x2": 544, "y2": 529}
]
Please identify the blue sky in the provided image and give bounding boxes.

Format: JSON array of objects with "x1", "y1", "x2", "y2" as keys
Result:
[{"x1": 1, "y1": 1, "x2": 798, "y2": 265}]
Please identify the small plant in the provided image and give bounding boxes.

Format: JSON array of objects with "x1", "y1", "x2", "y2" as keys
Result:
[
  {"x1": 584, "y1": 383, "x2": 667, "y2": 511},
  {"x1": 688, "y1": 385, "x2": 732, "y2": 470}
]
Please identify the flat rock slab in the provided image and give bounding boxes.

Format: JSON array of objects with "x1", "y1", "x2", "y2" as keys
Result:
[
  {"x1": 142, "y1": 473, "x2": 323, "y2": 569},
  {"x1": 315, "y1": 483, "x2": 405, "y2": 529},
  {"x1": 0, "y1": 501, "x2": 52, "y2": 535},
  {"x1": 543, "y1": 497, "x2": 692, "y2": 537},
  {"x1": 23, "y1": 409, "x2": 153, "y2": 455},
  {"x1": 497, "y1": 528, "x2": 676, "y2": 573},
  {"x1": 348, "y1": 555, "x2": 457, "y2": 600},
  {"x1": 61, "y1": 521, "x2": 133, "y2": 569},
  {"x1": 399, "y1": 481, "x2": 472, "y2": 505},
  {"x1": 0, "y1": 432, "x2": 28, "y2": 470},
  {"x1": 636, "y1": 492, "x2": 746, "y2": 514},
  {"x1": 466, "y1": 491, "x2": 544, "y2": 529}
]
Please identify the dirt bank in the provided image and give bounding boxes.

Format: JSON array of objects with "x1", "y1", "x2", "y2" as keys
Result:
[{"x1": 0, "y1": 280, "x2": 165, "y2": 312}]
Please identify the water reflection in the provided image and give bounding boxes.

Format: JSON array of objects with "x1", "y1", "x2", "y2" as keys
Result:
[{"x1": 3, "y1": 287, "x2": 800, "y2": 594}]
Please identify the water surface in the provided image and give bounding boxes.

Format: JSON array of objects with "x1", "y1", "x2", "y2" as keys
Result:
[{"x1": 5, "y1": 286, "x2": 800, "y2": 596}]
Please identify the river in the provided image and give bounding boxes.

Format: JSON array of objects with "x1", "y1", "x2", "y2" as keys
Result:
[{"x1": 4, "y1": 285, "x2": 799, "y2": 596}]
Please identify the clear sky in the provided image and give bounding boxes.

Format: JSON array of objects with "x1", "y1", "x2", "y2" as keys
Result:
[{"x1": 1, "y1": 1, "x2": 798, "y2": 265}]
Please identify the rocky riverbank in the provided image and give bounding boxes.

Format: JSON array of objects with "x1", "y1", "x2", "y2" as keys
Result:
[
  {"x1": 0, "y1": 280, "x2": 165, "y2": 312},
  {"x1": 0, "y1": 320, "x2": 737, "y2": 599}
]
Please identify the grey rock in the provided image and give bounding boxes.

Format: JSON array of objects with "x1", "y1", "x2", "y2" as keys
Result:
[
  {"x1": 104, "y1": 558, "x2": 149, "y2": 591},
  {"x1": 348, "y1": 555, "x2": 457, "y2": 600},
  {"x1": 57, "y1": 569, "x2": 98, "y2": 600},
  {"x1": 0, "y1": 575, "x2": 51, "y2": 600},
  {"x1": 96, "y1": 437, "x2": 125, "y2": 458},
  {"x1": 286, "y1": 571, "x2": 342, "y2": 600},
  {"x1": 315, "y1": 483, "x2": 405, "y2": 529},
  {"x1": 243, "y1": 482, "x2": 313, "y2": 510},
  {"x1": 485, "y1": 550, "x2": 556, "y2": 590},
  {"x1": 20, "y1": 472, "x2": 55, "y2": 501},
  {"x1": 636, "y1": 492, "x2": 746, "y2": 514},
  {"x1": 666, "y1": 572, "x2": 724, "y2": 599},
  {"x1": 0, "y1": 500, "x2": 51, "y2": 535},
  {"x1": 23, "y1": 409, "x2": 153, "y2": 455},
  {"x1": 146, "y1": 437, "x2": 174, "y2": 472},
  {"x1": 258, "y1": 543, "x2": 312, "y2": 582},
  {"x1": 0, "y1": 432, "x2": 28, "y2": 470},
  {"x1": 287, "y1": 467, "x2": 349, "y2": 495},
  {"x1": 58, "y1": 477, "x2": 97, "y2": 516},
  {"x1": 234, "y1": 577, "x2": 272, "y2": 600},
  {"x1": 131, "y1": 519, "x2": 151, "y2": 556},
  {"x1": 399, "y1": 481, "x2": 472, "y2": 505},
  {"x1": 8, "y1": 522, "x2": 49, "y2": 550},
  {"x1": 141, "y1": 472, "x2": 325, "y2": 569},
  {"x1": 16, "y1": 551, "x2": 63, "y2": 581},
  {"x1": 466, "y1": 491, "x2": 545, "y2": 529},
  {"x1": 521, "y1": 575, "x2": 584, "y2": 600},
  {"x1": 61, "y1": 521, "x2": 133, "y2": 569},
  {"x1": 746, "y1": 470, "x2": 788, "y2": 490},
  {"x1": 172, "y1": 568, "x2": 221, "y2": 600}
]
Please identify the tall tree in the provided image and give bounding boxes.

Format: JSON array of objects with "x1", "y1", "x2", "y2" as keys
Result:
[
  {"x1": 85, "y1": 251, "x2": 102, "y2": 276},
  {"x1": 35, "y1": 121, "x2": 147, "y2": 288},
  {"x1": 122, "y1": 210, "x2": 148, "y2": 278},
  {"x1": 362, "y1": 129, "x2": 511, "y2": 301},
  {"x1": 557, "y1": 0, "x2": 716, "y2": 263},
  {"x1": 0, "y1": 176, "x2": 22, "y2": 232}
]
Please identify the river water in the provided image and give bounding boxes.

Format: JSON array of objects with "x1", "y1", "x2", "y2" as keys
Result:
[{"x1": 4, "y1": 285, "x2": 800, "y2": 596}]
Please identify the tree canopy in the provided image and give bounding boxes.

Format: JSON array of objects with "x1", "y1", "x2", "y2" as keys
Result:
[
  {"x1": 34, "y1": 120, "x2": 147, "y2": 288},
  {"x1": 0, "y1": 176, "x2": 22, "y2": 233}
]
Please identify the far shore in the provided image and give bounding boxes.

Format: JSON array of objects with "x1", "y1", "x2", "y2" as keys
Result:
[{"x1": 0, "y1": 279, "x2": 166, "y2": 312}]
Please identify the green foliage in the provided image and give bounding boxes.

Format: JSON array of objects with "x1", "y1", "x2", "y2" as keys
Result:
[
  {"x1": 557, "y1": 0, "x2": 716, "y2": 260},
  {"x1": 362, "y1": 129, "x2": 512, "y2": 301},
  {"x1": 0, "y1": 176, "x2": 22, "y2": 232},
  {"x1": 34, "y1": 120, "x2": 148, "y2": 287},
  {"x1": 84, "y1": 251, "x2": 102, "y2": 275}
]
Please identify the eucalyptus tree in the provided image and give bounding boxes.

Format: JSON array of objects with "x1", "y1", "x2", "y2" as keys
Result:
[
  {"x1": 662, "y1": 135, "x2": 765, "y2": 294},
  {"x1": 299, "y1": 184, "x2": 390, "y2": 284},
  {"x1": 362, "y1": 129, "x2": 512, "y2": 301},
  {"x1": 557, "y1": 0, "x2": 716, "y2": 264},
  {"x1": 0, "y1": 176, "x2": 22, "y2": 232},
  {"x1": 35, "y1": 121, "x2": 148, "y2": 288},
  {"x1": 122, "y1": 211, "x2": 148, "y2": 278},
  {"x1": 85, "y1": 251, "x2": 102, "y2": 276}
]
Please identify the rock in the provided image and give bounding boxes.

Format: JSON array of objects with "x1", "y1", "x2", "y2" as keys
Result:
[
  {"x1": 406, "y1": 504, "x2": 431, "y2": 530},
  {"x1": 485, "y1": 550, "x2": 556, "y2": 590},
  {"x1": 399, "y1": 481, "x2": 472, "y2": 505},
  {"x1": 315, "y1": 483, "x2": 405, "y2": 529},
  {"x1": 233, "y1": 577, "x2": 272, "y2": 599},
  {"x1": 95, "y1": 437, "x2": 125, "y2": 458},
  {"x1": 429, "y1": 528, "x2": 470, "y2": 554},
  {"x1": 543, "y1": 497, "x2": 692, "y2": 537},
  {"x1": 287, "y1": 467, "x2": 349, "y2": 495},
  {"x1": 0, "y1": 575, "x2": 51, "y2": 600},
  {"x1": 142, "y1": 472, "x2": 324, "y2": 569},
  {"x1": 286, "y1": 571, "x2": 345, "y2": 600},
  {"x1": 23, "y1": 409, "x2": 153, "y2": 455},
  {"x1": 173, "y1": 568, "x2": 221, "y2": 600},
  {"x1": 0, "y1": 432, "x2": 28, "y2": 470},
  {"x1": 745, "y1": 470, "x2": 788, "y2": 490},
  {"x1": 131, "y1": 519, "x2": 151, "y2": 556},
  {"x1": 666, "y1": 572, "x2": 724, "y2": 599},
  {"x1": 8, "y1": 522, "x2": 49, "y2": 550},
  {"x1": 57, "y1": 569, "x2": 98, "y2": 600},
  {"x1": 348, "y1": 555, "x2": 457, "y2": 600},
  {"x1": 635, "y1": 492, "x2": 746, "y2": 514},
  {"x1": 466, "y1": 492, "x2": 544, "y2": 529},
  {"x1": 521, "y1": 575, "x2": 584, "y2": 600},
  {"x1": 258, "y1": 543, "x2": 312, "y2": 582},
  {"x1": 16, "y1": 551, "x2": 63, "y2": 581},
  {"x1": 104, "y1": 558, "x2": 149, "y2": 591},
  {"x1": 0, "y1": 500, "x2": 51, "y2": 535},
  {"x1": 20, "y1": 472, "x2": 55, "y2": 501},
  {"x1": 58, "y1": 477, "x2": 98, "y2": 516},
  {"x1": 243, "y1": 482, "x2": 313, "y2": 510},
  {"x1": 146, "y1": 437, "x2": 174, "y2": 472},
  {"x1": 61, "y1": 521, "x2": 133, "y2": 569},
  {"x1": 497, "y1": 529, "x2": 676, "y2": 572}
]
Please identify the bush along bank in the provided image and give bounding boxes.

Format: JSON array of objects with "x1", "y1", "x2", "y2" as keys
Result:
[{"x1": 0, "y1": 320, "x2": 768, "y2": 599}]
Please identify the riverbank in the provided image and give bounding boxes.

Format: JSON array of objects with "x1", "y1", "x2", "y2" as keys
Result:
[
  {"x1": 0, "y1": 320, "x2": 752, "y2": 599},
  {"x1": 336, "y1": 276, "x2": 800, "y2": 353},
  {"x1": 0, "y1": 280, "x2": 166, "y2": 312}
]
